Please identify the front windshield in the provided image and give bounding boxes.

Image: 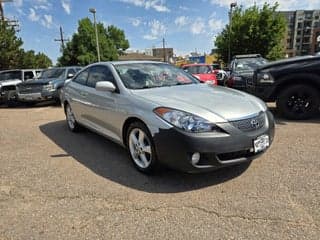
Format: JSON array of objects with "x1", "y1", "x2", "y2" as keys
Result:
[
  {"x1": 183, "y1": 65, "x2": 212, "y2": 74},
  {"x1": 235, "y1": 58, "x2": 268, "y2": 71},
  {"x1": 0, "y1": 71, "x2": 22, "y2": 81},
  {"x1": 115, "y1": 63, "x2": 199, "y2": 90},
  {"x1": 40, "y1": 68, "x2": 66, "y2": 79}
]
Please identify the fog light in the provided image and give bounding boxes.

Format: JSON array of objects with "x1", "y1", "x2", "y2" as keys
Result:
[{"x1": 191, "y1": 152, "x2": 200, "y2": 165}]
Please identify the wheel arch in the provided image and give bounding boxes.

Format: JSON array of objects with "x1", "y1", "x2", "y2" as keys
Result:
[
  {"x1": 271, "y1": 73, "x2": 320, "y2": 101},
  {"x1": 63, "y1": 100, "x2": 69, "y2": 114},
  {"x1": 122, "y1": 117, "x2": 149, "y2": 147}
]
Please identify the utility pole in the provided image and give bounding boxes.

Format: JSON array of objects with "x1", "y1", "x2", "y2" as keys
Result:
[
  {"x1": 89, "y1": 8, "x2": 101, "y2": 62},
  {"x1": 54, "y1": 26, "x2": 69, "y2": 50},
  {"x1": 228, "y1": 2, "x2": 237, "y2": 65},
  {"x1": 0, "y1": 0, "x2": 13, "y2": 22},
  {"x1": 162, "y1": 38, "x2": 166, "y2": 62}
]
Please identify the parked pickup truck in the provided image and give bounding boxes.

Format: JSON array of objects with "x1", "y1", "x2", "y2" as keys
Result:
[
  {"x1": 248, "y1": 55, "x2": 320, "y2": 119},
  {"x1": 0, "y1": 69, "x2": 42, "y2": 106},
  {"x1": 17, "y1": 66, "x2": 81, "y2": 104}
]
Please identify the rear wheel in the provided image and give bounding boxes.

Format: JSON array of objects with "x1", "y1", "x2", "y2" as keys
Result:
[
  {"x1": 126, "y1": 122, "x2": 158, "y2": 174},
  {"x1": 277, "y1": 84, "x2": 320, "y2": 120},
  {"x1": 65, "y1": 103, "x2": 81, "y2": 132},
  {"x1": 6, "y1": 91, "x2": 19, "y2": 107}
]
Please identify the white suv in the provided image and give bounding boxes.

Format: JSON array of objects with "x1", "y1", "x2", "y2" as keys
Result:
[{"x1": 0, "y1": 69, "x2": 42, "y2": 105}]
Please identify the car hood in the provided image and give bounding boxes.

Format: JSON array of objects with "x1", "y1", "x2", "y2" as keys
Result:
[
  {"x1": 131, "y1": 84, "x2": 266, "y2": 123},
  {"x1": 0, "y1": 79, "x2": 22, "y2": 87},
  {"x1": 193, "y1": 73, "x2": 216, "y2": 81},
  {"x1": 257, "y1": 55, "x2": 319, "y2": 71}
]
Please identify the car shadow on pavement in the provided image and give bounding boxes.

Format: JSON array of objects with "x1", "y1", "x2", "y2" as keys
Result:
[
  {"x1": 39, "y1": 121, "x2": 251, "y2": 193},
  {"x1": 0, "y1": 101, "x2": 60, "y2": 109}
]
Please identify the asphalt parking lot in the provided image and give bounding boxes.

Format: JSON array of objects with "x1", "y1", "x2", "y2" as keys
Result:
[{"x1": 0, "y1": 104, "x2": 319, "y2": 239}]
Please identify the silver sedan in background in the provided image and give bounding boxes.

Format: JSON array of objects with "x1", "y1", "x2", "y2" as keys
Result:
[{"x1": 61, "y1": 61, "x2": 275, "y2": 174}]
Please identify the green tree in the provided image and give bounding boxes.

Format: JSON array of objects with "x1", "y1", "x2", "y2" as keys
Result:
[
  {"x1": 0, "y1": 21, "x2": 52, "y2": 70},
  {"x1": 18, "y1": 50, "x2": 52, "y2": 69},
  {"x1": 58, "y1": 18, "x2": 129, "y2": 66},
  {"x1": 0, "y1": 21, "x2": 23, "y2": 70},
  {"x1": 215, "y1": 3, "x2": 287, "y2": 63}
]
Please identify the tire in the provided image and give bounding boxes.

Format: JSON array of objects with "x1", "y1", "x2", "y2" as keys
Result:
[
  {"x1": 126, "y1": 122, "x2": 158, "y2": 174},
  {"x1": 55, "y1": 88, "x2": 62, "y2": 104},
  {"x1": 6, "y1": 91, "x2": 19, "y2": 108},
  {"x1": 277, "y1": 84, "x2": 320, "y2": 120},
  {"x1": 65, "y1": 103, "x2": 81, "y2": 132}
]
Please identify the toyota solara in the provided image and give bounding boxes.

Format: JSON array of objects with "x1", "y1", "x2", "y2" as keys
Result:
[{"x1": 61, "y1": 61, "x2": 275, "y2": 174}]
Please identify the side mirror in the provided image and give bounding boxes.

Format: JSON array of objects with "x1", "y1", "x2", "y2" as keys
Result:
[
  {"x1": 67, "y1": 73, "x2": 74, "y2": 79},
  {"x1": 95, "y1": 81, "x2": 116, "y2": 92}
]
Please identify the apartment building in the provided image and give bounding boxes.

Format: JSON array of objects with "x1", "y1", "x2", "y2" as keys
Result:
[{"x1": 281, "y1": 10, "x2": 320, "y2": 57}]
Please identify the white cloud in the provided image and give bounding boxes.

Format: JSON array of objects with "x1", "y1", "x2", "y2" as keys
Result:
[
  {"x1": 190, "y1": 18, "x2": 205, "y2": 35},
  {"x1": 208, "y1": 18, "x2": 225, "y2": 32},
  {"x1": 61, "y1": 0, "x2": 71, "y2": 15},
  {"x1": 41, "y1": 14, "x2": 53, "y2": 28},
  {"x1": 179, "y1": 6, "x2": 189, "y2": 11},
  {"x1": 13, "y1": 0, "x2": 23, "y2": 7},
  {"x1": 28, "y1": 8, "x2": 40, "y2": 22},
  {"x1": 143, "y1": 20, "x2": 166, "y2": 40},
  {"x1": 210, "y1": 0, "x2": 320, "y2": 11},
  {"x1": 130, "y1": 18, "x2": 142, "y2": 27},
  {"x1": 119, "y1": 0, "x2": 170, "y2": 12},
  {"x1": 175, "y1": 16, "x2": 188, "y2": 27}
]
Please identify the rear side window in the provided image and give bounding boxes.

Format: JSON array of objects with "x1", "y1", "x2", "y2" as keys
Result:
[
  {"x1": 87, "y1": 65, "x2": 116, "y2": 88},
  {"x1": 24, "y1": 71, "x2": 34, "y2": 80},
  {"x1": 73, "y1": 70, "x2": 88, "y2": 85}
]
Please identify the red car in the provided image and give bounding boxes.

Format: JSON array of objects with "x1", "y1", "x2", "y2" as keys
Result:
[{"x1": 182, "y1": 64, "x2": 217, "y2": 85}]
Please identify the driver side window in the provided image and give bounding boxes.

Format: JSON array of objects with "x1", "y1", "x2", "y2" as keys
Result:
[{"x1": 87, "y1": 65, "x2": 116, "y2": 88}]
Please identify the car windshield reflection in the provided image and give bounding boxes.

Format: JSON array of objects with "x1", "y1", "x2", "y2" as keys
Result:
[{"x1": 114, "y1": 63, "x2": 199, "y2": 90}]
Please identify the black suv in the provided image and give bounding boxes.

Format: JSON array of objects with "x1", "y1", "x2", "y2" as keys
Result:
[
  {"x1": 226, "y1": 54, "x2": 268, "y2": 91},
  {"x1": 248, "y1": 55, "x2": 320, "y2": 119}
]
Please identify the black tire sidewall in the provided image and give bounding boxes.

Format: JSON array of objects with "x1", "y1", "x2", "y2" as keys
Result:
[
  {"x1": 126, "y1": 122, "x2": 158, "y2": 173},
  {"x1": 277, "y1": 85, "x2": 320, "y2": 120}
]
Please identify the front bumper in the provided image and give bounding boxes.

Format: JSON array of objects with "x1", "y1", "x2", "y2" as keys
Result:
[
  {"x1": 17, "y1": 90, "x2": 58, "y2": 102},
  {"x1": 153, "y1": 111, "x2": 275, "y2": 173}
]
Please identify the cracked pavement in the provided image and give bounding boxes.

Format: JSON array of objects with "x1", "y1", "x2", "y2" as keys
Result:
[{"x1": 0, "y1": 105, "x2": 319, "y2": 239}]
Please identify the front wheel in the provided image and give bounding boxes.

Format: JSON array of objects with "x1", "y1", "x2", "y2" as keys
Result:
[
  {"x1": 126, "y1": 122, "x2": 158, "y2": 174},
  {"x1": 65, "y1": 103, "x2": 81, "y2": 132},
  {"x1": 277, "y1": 84, "x2": 320, "y2": 120}
]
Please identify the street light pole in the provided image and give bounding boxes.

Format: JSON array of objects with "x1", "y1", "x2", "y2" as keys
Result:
[
  {"x1": 228, "y1": 2, "x2": 237, "y2": 65},
  {"x1": 89, "y1": 8, "x2": 100, "y2": 62}
]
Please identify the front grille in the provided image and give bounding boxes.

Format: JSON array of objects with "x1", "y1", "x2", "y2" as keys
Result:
[
  {"x1": 18, "y1": 85, "x2": 43, "y2": 94},
  {"x1": 230, "y1": 112, "x2": 266, "y2": 132}
]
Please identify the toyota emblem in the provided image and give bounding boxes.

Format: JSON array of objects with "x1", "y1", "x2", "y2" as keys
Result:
[{"x1": 250, "y1": 119, "x2": 260, "y2": 129}]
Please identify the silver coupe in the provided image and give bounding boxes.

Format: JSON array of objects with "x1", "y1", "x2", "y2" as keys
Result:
[{"x1": 61, "y1": 61, "x2": 275, "y2": 173}]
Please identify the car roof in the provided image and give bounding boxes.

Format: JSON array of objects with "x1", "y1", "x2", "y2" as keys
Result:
[
  {"x1": 0, "y1": 69, "x2": 42, "y2": 73},
  {"x1": 182, "y1": 63, "x2": 211, "y2": 67},
  {"x1": 233, "y1": 54, "x2": 262, "y2": 59}
]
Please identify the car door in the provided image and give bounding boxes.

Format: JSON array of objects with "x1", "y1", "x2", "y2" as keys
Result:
[
  {"x1": 66, "y1": 69, "x2": 89, "y2": 123},
  {"x1": 83, "y1": 65, "x2": 122, "y2": 142}
]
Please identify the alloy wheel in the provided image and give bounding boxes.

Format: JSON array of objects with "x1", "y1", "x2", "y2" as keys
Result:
[{"x1": 128, "y1": 128, "x2": 152, "y2": 169}]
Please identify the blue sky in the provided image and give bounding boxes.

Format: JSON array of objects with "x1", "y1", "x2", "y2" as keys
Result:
[{"x1": 3, "y1": 0, "x2": 320, "y2": 64}]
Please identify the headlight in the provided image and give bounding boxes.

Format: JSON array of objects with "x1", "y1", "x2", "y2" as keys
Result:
[
  {"x1": 257, "y1": 72, "x2": 274, "y2": 84},
  {"x1": 154, "y1": 107, "x2": 223, "y2": 133},
  {"x1": 42, "y1": 83, "x2": 54, "y2": 91}
]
